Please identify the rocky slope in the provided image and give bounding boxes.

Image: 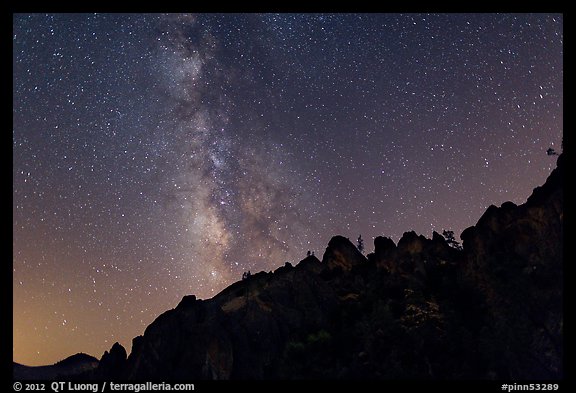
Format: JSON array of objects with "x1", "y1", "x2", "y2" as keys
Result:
[
  {"x1": 13, "y1": 353, "x2": 99, "y2": 380},
  {"x1": 88, "y1": 154, "x2": 563, "y2": 380}
]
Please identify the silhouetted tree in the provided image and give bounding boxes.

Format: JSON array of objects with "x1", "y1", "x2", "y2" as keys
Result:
[
  {"x1": 442, "y1": 230, "x2": 463, "y2": 250},
  {"x1": 547, "y1": 147, "x2": 558, "y2": 156},
  {"x1": 357, "y1": 235, "x2": 364, "y2": 254},
  {"x1": 307, "y1": 250, "x2": 311, "y2": 257}
]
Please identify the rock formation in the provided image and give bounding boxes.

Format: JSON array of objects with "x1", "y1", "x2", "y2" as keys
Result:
[
  {"x1": 85, "y1": 154, "x2": 563, "y2": 380},
  {"x1": 13, "y1": 353, "x2": 99, "y2": 380}
]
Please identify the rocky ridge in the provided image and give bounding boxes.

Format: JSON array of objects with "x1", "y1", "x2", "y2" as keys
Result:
[
  {"x1": 13, "y1": 353, "x2": 99, "y2": 380},
  {"x1": 87, "y1": 154, "x2": 563, "y2": 380}
]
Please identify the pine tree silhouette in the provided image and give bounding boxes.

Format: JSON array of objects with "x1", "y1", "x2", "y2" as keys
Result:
[
  {"x1": 357, "y1": 235, "x2": 364, "y2": 254},
  {"x1": 442, "y1": 230, "x2": 463, "y2": 250}
]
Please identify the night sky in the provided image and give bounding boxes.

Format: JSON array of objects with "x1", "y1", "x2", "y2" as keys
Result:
[{"x1": 13, "y1": 13, "x2": 563, "y2": 366}]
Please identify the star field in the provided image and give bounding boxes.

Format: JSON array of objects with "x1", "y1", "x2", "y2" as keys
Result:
[{"x1": 13, "y1": 13, "x2": 562, "y2": 365}]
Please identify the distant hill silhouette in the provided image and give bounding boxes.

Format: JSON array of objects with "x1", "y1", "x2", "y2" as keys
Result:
[
  {"x1": 13, "y1": 353, "x2": 98, "y2": 380},
  {"x1": 80, "y1": 154, "x2": 563, "y2": 379}
]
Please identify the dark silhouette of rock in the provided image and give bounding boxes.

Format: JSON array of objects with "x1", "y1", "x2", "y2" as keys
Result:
[
  {"x1": 176, "y1": 294, "x2": 197, "y2": 309},
  {"x1": 374, "y1": 235, "x2": 396, "y2": 255},
  {"x1": 322, "y1": 235, "x2": 367, "y2": 271},
  {"x1": 296, "y1": 254, "x2": 322, "y2": 273},
  {"x1": 13, "y1": 353, "x2": 98, "y2": 380},
  {"x1": 94, "y1": 342, "x2": 127, "y2": 379},
  {"x1": 85, "y1": 154, "x2": 563, "y2": 380},
  {"x1": 130, "y1": 335, "x2": 144, "y2": 357},
  {"x1": 459, "y1": 153, "x2": 563, "y2": 379},
  {"x1": 274, "y1": 261, "x2": 294, "y2": 275}
]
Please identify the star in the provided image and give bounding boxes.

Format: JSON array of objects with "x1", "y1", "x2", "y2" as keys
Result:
[{"x1": 13, "y1": 12, "x2": 562, "y2": 366}]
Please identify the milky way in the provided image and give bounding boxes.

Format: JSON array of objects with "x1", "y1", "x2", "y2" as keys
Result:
[
  {"x1": 152, "y1": 14, "x2": 315, "y2": 291},
  {"x1": 13, "y1": 13, "x2": 562, "y2": 365}
]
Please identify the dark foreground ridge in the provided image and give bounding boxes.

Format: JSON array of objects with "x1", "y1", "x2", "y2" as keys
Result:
[
  {"x1": 13, "y1": 353, "x2": 99, "y2": 380},
  {"x1": 84, "y1": 154, "x2": 563, "y2": 380}
]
